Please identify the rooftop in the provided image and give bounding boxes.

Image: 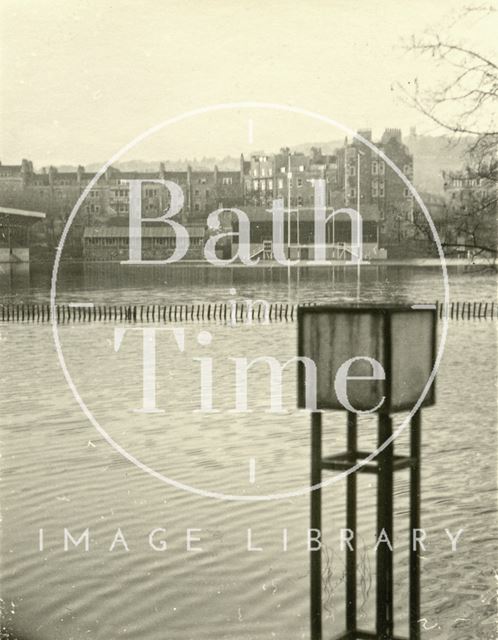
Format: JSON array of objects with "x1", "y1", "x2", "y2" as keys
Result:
[{"x1": 0, "y1": 206, "x2": 46, "y2": 220}]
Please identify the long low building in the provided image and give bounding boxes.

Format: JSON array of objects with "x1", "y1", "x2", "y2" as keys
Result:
[
  {"x1": 83, "y1": 225, "x2": 209, "y2": 261},
  {"x1": 0, "y1": 206, "x2": 46, "y2": 262},
  {"x1": 83, "y1": 203, "x2": 386, "y2": 263},
  {"x1": 229, "y1": 204, "x2": 385, "y2": 261}
]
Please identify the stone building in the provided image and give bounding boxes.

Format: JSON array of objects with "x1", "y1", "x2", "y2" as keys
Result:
[
  {"x1": 0, "y1": 130, "x2": 421, "y2": 260},
  {"x1": 244, "y1": 147, "x2": 338, "y2": 209},
  {"x1": 0, "y1": 160, "x2": 244, "y2": 257},
  {"x1": 442, "y1": 167, "x2": 497, "y2": 255},
  {"x1": 336, "y1": 129, "x2": 414, "y2": 247}
]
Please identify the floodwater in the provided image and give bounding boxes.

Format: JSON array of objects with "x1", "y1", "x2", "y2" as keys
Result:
[{"x1": 0, "y1": 262, "x2": 497, "y2": 639}]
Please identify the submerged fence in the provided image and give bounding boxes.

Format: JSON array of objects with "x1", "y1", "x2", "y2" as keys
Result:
[{"x1": 0, "y1": 300, "x2": 496, "y2": 323}]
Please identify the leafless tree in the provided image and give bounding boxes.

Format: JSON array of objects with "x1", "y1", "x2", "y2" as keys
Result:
[{"x1": 399, "y1": 4, "x2": 497, "y2": 263}]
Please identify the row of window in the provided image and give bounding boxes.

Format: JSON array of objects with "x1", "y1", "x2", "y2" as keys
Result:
[
  {"x1": 85, "y1": 237, "x2": 204, "y2": 246},
  {"x1": 253, "y1": 168, "x2": 273, "y2": 178},
  {"x1": 346, "y1": 162, "x2": 412, "y2": 176},
  {"x1": 451, "y1": 178, "x2": 483, "y2": 188},
  {"x1": 252, "y1": 165, "x2": 310, "y2": 178},
  {"x1": 347, "y1": 186, "x2": 412, "y2": 198},
  {"x1": 194, "y1": 177, "x2": 232, "y2": 185},
  {"x1": 252, "y1": 177, "x2": 310, "y2": 191},
  {"x1": 451, "y1": 189, "x2": 490, "y2": 199}
]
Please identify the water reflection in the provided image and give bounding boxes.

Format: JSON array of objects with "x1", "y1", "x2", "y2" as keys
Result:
[{"x1": 0, "y1": 261, "x2": 495, "y2": 305}]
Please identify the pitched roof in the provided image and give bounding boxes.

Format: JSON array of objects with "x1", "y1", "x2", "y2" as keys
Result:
[{"x1": 0, "y1": 206, "x2": 46, "y2": 220}]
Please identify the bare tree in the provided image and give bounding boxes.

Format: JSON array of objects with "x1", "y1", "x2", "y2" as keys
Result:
[{"x1": 400, "y1": 4, "x2": 497, "y2": 264}]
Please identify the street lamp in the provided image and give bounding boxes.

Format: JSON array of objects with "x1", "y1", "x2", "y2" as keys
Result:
[{"x1": 298, "y1": 303, "x2": 437, "y2": 640}]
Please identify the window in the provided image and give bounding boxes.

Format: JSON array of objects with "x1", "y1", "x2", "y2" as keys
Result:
[
  {"x1": 299, "y1": 165, "x2": 305, "y2": 172},
  {"x1": 403, "y1": 164, "x2": 412, "y2": 175},
  {"x1": 348, "y1": 165, "x2": 356, "y2": 177},
  {"x1": 261, "y1": 181, "x2": 266, "y2": 191},
  {"x1": 349, "y1": 187, "x2": 356, "y2": 198},
  {"x1": 194, "y1": 203, "x2": 200, "y2": 212},
  {"x1": 379, "y1": 183, "x2": 385, "y2": 197},
  {"x1": 278, "y1": 178, "x2": 284, "y2": 189},
  {"x1": 261, "y1": 168, "x2": 266, "y2": 177},
  {"x1": 268, "y1": 180, "x2": 273, "y2": 191},
  {"x1": 297, "y1": 178, "x2": 303, "y2": 187},
  {"x1": 379, "y1": 163, "x2": 385, "y2": 175},
  {"x1": 297, "y1": 196, "x2": 303, "y2": 205},
  {"x1": 280, "y1": 167, "x2": 286, "y2": 174},
  {"x1": 404, "y1": 188, "x2": 410, "y2": 197},
  {"x1": 372, "y1": 161, "x2": 378, "y2": 175},
  {"x1": 253, "y1": 180, "x2": 259, "y2": 190},
  {"x1": 372, "y1": 183, "x2": 378, "y2": 197},
  {"x1": 222, "y1": 177, "x2": 232, "y2": 185},
  {"x1": 194, "y1": 189, "x2": 199, "y2": 196},
  {"x1": 253, "y1": 169, "x2": 258, "y2": 177}
]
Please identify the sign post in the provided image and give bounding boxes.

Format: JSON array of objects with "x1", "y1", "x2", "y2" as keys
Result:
[{"x1": 298, "y1": 304, "x2": 437, "y2": 640}]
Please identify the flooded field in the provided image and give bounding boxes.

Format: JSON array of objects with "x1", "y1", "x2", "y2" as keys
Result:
[{"x1": 0, "y1": 263, "x2": 496, "y2": 639}]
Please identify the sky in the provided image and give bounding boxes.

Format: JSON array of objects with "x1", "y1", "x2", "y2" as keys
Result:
[{"x1": 1, "y1": 0, "x2": 496, "y2": 167}]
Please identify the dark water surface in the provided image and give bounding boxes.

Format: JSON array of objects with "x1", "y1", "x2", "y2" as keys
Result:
[
  {"x1": 0, "y1": 262, "x2": 497, "y2": 639},
  {"x1": 0, "y1": 261, "x2": 496, "y2": 305}
]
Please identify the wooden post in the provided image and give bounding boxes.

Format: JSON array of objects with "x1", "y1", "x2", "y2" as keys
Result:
[
  {"x1": 310, "y1": 411, "x2": 322, "y2": 640},
  {"x1": 409, "y1": 411, "x2": 421, "y2": 640},
  {"x1": 346, "y1": 412, "x2": 357, "y2": 634},
  {"x1": 376, "y1": 414, "x2": 394, "y2": 640}
]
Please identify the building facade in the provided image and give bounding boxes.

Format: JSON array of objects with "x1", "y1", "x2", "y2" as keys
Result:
[
  {"x1": 336, "y1": 129, "x2": 414, "y2": 247},
  {"x1": 0, "y1": 129, "x2": 422, "y2": 260}
]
